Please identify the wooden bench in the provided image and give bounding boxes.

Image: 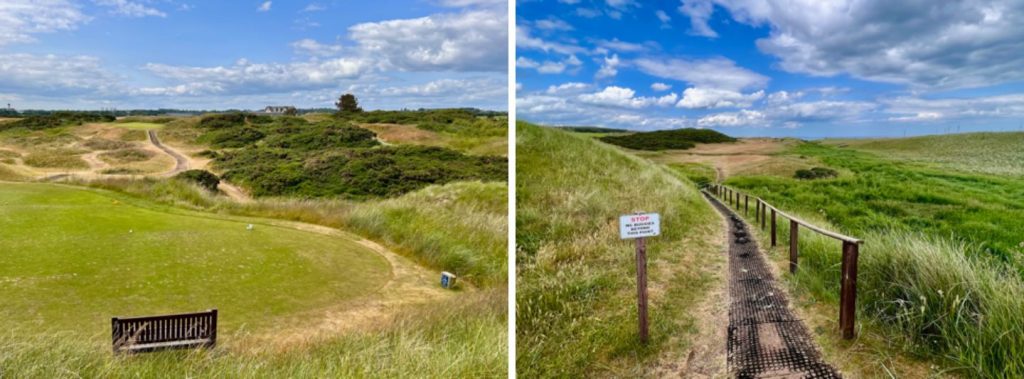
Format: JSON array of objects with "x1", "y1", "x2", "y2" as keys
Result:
[{"x1": 112, "y1": 309, "x2": 217, "y2": 354}]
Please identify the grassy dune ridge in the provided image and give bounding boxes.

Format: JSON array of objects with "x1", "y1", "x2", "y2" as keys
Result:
[
  {"x1": 725, "y1": 138, "x2": 1024, "y2": 377},
  {"x1": 827, "y1": 131, "x2": 1024, "y2": 177},
  {"x1": 516, "y1": 122, "x2": 722, "y2": 377}
]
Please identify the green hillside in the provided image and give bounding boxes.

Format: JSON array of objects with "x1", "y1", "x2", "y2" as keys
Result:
[
  {"x1": 599, "y1": 128, "x2": 736, "y2": 151},
  {"x1": 516, "y1": 122, "x2": 722, "y2": 377},
  {"x1": 827, "y1": 131, "x2": 1024, "y2": 176}
]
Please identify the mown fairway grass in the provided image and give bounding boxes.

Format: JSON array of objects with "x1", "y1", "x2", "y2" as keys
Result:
[
  {"x1": 724, "y1": 137, "x2": 1024, "y2": 377},
  {"x1": 517, "y1": 122, "x2": 723, "y2": 377},
  {"x1": 0, "y1": 182, "x2": 389, "y2": 337},
  {"x1": 111, "y1": 122, "x2": 163, "y2": 130}
]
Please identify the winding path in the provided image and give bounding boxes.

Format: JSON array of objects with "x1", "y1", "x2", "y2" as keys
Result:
[
  {"x1": 148, "y1": 130, "x2": 189, "y2": 175},
  {"x1": 704, "y1": 191, "x2": 839, "y2": 378}
]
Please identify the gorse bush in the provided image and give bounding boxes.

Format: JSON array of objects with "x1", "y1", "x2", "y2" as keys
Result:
[
  {"x1": 191, "y1": 113, "x2": 506, "y2": 199},
  {"x1": 174, "y1": 170, "x2": 220, "y2": 192},
  {"x1": 794, "y1": 167, "x2": 837, "y2": 179},
  {"x1": 599, "y1": 128, "x2": 736, "y2": 151}
]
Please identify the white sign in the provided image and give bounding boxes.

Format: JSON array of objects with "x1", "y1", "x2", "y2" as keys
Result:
[{"x1": 619, "y1": 213, "x2": 661, "y2": 239}]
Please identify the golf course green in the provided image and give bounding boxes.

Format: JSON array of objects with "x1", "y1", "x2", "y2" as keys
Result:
[{"x1": 0, "y1": 182, "x2": 391, "y2": 338}]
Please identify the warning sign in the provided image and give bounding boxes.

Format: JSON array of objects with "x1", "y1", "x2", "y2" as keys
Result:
[{"x1": 619, "y1": 213, "x2": 660, "y2": 239}]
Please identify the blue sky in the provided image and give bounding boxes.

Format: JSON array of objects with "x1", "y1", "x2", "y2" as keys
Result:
[
  {"x1": 0, "y1": 0, "x2": 507, "y2": 111},
  {"x1": 516, "y1": 0, "x2": 1024, "y2": 138}
]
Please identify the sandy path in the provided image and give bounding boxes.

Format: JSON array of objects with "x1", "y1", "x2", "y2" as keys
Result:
[{"x1": 148, "y1": 130, "x2": 189, "y2": 175}]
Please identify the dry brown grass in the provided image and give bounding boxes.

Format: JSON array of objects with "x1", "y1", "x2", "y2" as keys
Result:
[
  {"x1": 360, "y1": 123, "x2": 447, "y2": 146},
  {"x1": 642, "y1": 138, "x2": 817, "y2": 179}
]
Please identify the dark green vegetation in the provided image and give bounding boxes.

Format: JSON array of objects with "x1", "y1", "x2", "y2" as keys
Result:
[
  {"x1": 558, "y1": 126, "x2": 629, "y2": 133},
  {"x1": 793, "y1": 167, "x2": 837, "y2": 180},
  {"x1": 599, "y1": 128, "x2": 736, "y2": 151},
  {"x1": 0, "y1": 112, "x2": 115, "y2": 132},
  {"x1": 174, "y1": 169, "x2": 220, "y2": 192},
  {"x1": 727, "y1": 139, "x2": 1024, "y2": 377},
  {"x1": 190, "y1": 113, "x2": 506, "y2": 198},
  {"x1": 517, "y1": 123, "x2": 722, "y2": 377}
]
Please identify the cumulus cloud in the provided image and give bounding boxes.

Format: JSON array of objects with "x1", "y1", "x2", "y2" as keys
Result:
[
  {"x1": 517, "y1": 26, "x2": 587, "y2": 56},
  {"x1": 678, "y1": 0, "x2": 716, "y2": 37},
  {"x1": 0, "y1": 0, "x2": 90, "y2": 46},
  {"x1": 883, "y1": 94, "x2": 1024, "y2": 121},
  {"x1": 651, "y1": 82, "x2": 671, "y2": 91},
  {"x1": 634, "y1": 57, "x2": 768, "y2": 90},
  {"x1": 704, "y1": 0, "x2": 1024, "y2": 89},
  {"x1": 698, "y1": 110, "x2": 765, "y2": 127},
  {"x1": 655, "y1": 9, "x2": 671, "y2": 27},
  {"x1": 95, "y1": 0, "x2": 166, "y2": 17},
  {"x1": 677, "y1": 87, "x2": 764, "y2": 109},
  {"x1": 546, "y1": 82, "x2": 590, "y2": 95},
  {"x1": 535, "y1": 17, "x2": 573, "y2": 31},
  {"x1": 351, "y1": 10, "x2": 506, "y2": 72},
  {"x1": 143, "y1": 57, "x2": 371, "y2": 95},
  {"x1": 578, "y1": 86, "x2": 677, "y2": 108},
  {"x1": 0, "y1": 53, "x2": 117, "y2": 95},
  {"x1": 257, "y1": 1, "x2": 271, "y2": 12},
  {"x1": 595, "y1": 54, "x2": 620, "y2": 79}
]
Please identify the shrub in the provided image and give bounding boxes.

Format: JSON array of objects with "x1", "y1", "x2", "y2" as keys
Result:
[
  {"x1": 82, "y1": 138, "x2": 131, "y2": 150},
  {"x1": 98, "y1": 148, "x2": 154, "y2": 163},
  {"x1": 599, "y1": 128, "x2": 735, "y2": 150},
  {"x1": 794, "y1": 167, "x2": 838, "y2": 179},
  {"x1": 174, "y1": 169, "x2": 221, "y2": 192}
]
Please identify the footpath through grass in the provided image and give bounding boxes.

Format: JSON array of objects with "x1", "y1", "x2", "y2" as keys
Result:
[
  {"x1": 726, "y1": 140, "x2": 1024, "y2": 377},
  {"x1": 516, "y1": 122, "x2": 723, "y2": 377}
]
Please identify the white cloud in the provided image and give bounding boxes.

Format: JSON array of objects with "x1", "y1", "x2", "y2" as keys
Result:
[
  {"x1": 678, "y1": 0, "x2": 716, "y2": 37},
  {"x1": 656, "y1": 10, "x2": 671, "y2": 25},
  {"x1": 535, "y1": 17, "x2": 573, "y2": 31},
  {"x1": 594, "y1": 39, "x2": 650, "y2": 53},
  {"x1": 351, "y1": 10, "x2": 506, "y2": 72},
  {"x1": 0, "y1": 0, "x2": 90, "y2": 46},
  {"x1": 301, "y1": 3, "x2": 326, "y2": 12},
  {"x1": 883, "y1": 94, "x2": 1024, "y2": 121},
  {"x1": 0, "y1": 53, "x2": 116, "y2": 95},
  {"x1": 578, "y1": 86, "x2": 676, "y2": 108},
  {"x1": 143, "y1": 57, "x2": 372, "y2": 95},
  {"x1": 290, "y1": 39, "x2": 343, "y2": 57},
  {"x1": 517, "y1": 26, "x2": 587, "y2": 56},
  {"x1": 546, "y1": 82, "x2": 590, "y2": 95},
  {"x1": 705, "y1": 0, "x2": 1024, "y2": 89},
  {"x1": 651, "y1": 82, "x2": 671, "y2": 91},
  {"x1": 698, "y1": 110, "x2": 765, "y2": 127},
  {"x1": 677, "y1": 87, "x2": 764, "y2": 109},
  {"x1": 257, "y1": 1, "x2": 271, "y2": 12},
  {"x1": 595, "y1": 54, "x2": 620, "y2": 79},
  {"x1": 634, "y1": 57, "x2": 768, "y2": 90},
  {"x1": 517, "y1": 56, "x2": 579, "y2": 75},
  {"x1": 95, "y1": 0, "x2": 166, "y2": 18}
]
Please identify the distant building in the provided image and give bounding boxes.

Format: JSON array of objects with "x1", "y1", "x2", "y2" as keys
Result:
[{"x1": 262, "y1": 106, "x2": 296, "y2": 115}]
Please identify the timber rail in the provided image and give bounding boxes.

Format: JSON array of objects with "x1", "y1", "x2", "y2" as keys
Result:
[{"x1": 706, "y1": 184, "x2": 862, "y2": 340}]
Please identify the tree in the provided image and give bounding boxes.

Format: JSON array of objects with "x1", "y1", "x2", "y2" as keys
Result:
[
  {"x1": 283, "y1": 107, "x2": 298, "y2": 116},
  {"x1": 335, "y1": 93, "x2": 363, "y2": 113}
]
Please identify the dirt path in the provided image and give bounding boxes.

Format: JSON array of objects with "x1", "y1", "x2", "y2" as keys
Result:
[
  {"x1": 704, "y1": 191, "x2": 839, "y2": 378},
  {"x1": 147, "y1": 130, "x2": 189, "y2": 175}
]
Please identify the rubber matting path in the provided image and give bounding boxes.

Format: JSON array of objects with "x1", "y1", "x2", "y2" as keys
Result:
[{"x1": 705, "y1": 192, "x2": 840, "y2": 378}]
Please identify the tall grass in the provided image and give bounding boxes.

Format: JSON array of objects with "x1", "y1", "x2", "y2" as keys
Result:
[
  {"x1": 746, "y1": 204, "x2": 1024, "y2": 377},
  {"x1": 0, "y1": 290, "x2": 506, "y2": 378},
  {"x1": 517, "y1": 122, "x2": 722, "y2": 377}
]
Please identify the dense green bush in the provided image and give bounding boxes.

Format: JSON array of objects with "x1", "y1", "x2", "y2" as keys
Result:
[
  {"x1": 0, "y1": 112, "x2": 115, "y2": 132},
  {"x1": 174, "y1": 169, "x2": 221, "y2": 192},
  {"x1": 794, "y1": 167, "x2": 838, "y2": 179},
  {"x1": 599, "y1": 128, "x2": 736, "y2": 150},
  {"x1": 216, "y1": 146, "x2": 506, "y2": 198}
]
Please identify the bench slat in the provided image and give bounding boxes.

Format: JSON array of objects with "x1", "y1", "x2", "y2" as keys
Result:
[{"x1": 112, "y1": 309, "x2": 217, "y2": 354}]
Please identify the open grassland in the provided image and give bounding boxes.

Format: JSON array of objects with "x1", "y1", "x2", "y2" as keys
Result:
[
  {"x1": 111, "y1": 122, "x2": 164, "y2": 130},
  {"x1": 0, "y1": 182, "x2": 390, "y2": 337},
  {"x1": 517, "y1": 122, "x2": 724, "y2": 377},
  {"x1": 0, "y1": 122, "x2": 174, "y2": 177},
  {"x1": 360, "y1": 123, "x2": 507, "y2": 156},
  {"x1": 723, "y1": 136, "x2": 1024, "y2": 377},
  {"x1": 826, "y1": 131, "x2": 1024, "y2": 177}
]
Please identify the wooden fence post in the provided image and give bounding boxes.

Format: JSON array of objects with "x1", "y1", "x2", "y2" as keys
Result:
[
  {"x1": 744, "y1": 195, "x2": 749, "y2": 214},
  {"x1": 789, "y1": 220, "x2": 798, "y2": 273},
  {"x1": 770, "y1": 209, "x2": 777, "y2": 247},
  {"x1": 761, "y1": 202, "x2": 766, "y2": 230},
  {"x1": 755, "y1": 200, "x2": 760, "y2": 222},
  {"x1": 636, "y1": 237, "x2": 649, "y2": 344},
  {"x1": 840, "y1": 241, "x2": 859, "y2": 339}
]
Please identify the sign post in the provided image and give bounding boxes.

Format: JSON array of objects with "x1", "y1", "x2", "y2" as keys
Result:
[{"x1": 619, "y1": 212, "x2": 661, "y2": 344}]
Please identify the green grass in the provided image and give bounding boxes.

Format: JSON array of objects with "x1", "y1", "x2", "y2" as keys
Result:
[
  {"x1": 22, "y1": 149, "x2": 88, "y2": 169},
  {"x1": 827, "y1": 132, "x2": 1024, "y2": 177},
  {"x1": 516, "y1": 122, "x2": 722, "y2": 377},
  {"x1": 724, "y1": 137, "x2": 1024, "y2": 377},
  {"x1": 666, "y1": 162, "x2": 717, "y2": 187},
  {"x1": 112, "y1": 122, "x2": 164, "y2": 130},
  {"x1": 0, "y1": 182, "x2": 390, "y2": 337},
  {"x1": 98, "y1": 148, "x2": 154, "y2": 164},
  {"x1": 0, "y1": 289, "x2": 506, "y2": 378},
  {"x1": 598, "y1": 128, "x2": 736, "y2": 151}
]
